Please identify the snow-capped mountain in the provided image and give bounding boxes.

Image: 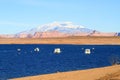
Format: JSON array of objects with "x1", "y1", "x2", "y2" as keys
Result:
[
  {"x1": 16, "y1": 22, "x2": 118, "y2": 38},
  {"x1": 21, "y1": 22, "x2": 93, "y2": 34},
  {"x1": 35, "y1": 22, "x2": 93, "y2": 33}
]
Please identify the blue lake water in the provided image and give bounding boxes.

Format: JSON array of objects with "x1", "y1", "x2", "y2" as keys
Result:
[{"x1": 0, "y1": 44, "x2": 120, "y2": 79}]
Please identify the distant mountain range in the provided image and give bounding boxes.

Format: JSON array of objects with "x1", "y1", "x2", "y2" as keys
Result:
[{"x1": 0, "y1": 22, "x2": 119, "y2": 38}]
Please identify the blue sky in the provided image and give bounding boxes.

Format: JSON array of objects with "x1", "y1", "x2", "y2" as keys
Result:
[{"x1": 0, "y1": 0, "x2": 120, "y2": 34}]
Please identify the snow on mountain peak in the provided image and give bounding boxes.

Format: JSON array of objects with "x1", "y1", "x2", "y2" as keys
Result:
[
  {"x1": 37, "y1": 22, "x2": 85, "y2": 29},
  {"x1": 20, "y1": 22, "x2": 93, "y2": 35}
]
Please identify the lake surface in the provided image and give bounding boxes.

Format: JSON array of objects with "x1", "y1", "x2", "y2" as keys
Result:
[{"x1": 0, "y1": 44, "x2": 120, "y2": 79}]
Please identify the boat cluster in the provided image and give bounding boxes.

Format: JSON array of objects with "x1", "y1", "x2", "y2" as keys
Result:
[
  {"x1": 17, "y1": 48, "x2": 62, "y2": 54},
  {"x1": 17, "y1": 47, "x2": 95, "y2": 54}
]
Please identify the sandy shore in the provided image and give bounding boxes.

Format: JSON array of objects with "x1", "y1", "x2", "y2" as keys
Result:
[
  {"x1": 11, "y1": 65, "x2": 120, "y2": 80},
  {"x1": 0, "y1": 36, "x2": 120, "y2": 44}
]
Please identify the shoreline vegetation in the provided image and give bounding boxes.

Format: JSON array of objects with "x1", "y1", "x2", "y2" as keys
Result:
[
  {"x1": 11, "y1": 65, "x2": 120, "y2": 80},
  {"x1": 0, "y1": 36, "x2": 120, "y2": 44}
]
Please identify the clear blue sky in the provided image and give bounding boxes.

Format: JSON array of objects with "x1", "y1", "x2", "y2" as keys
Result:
[{"x1": 0, "y1": 0, "x2": 120, "y2": 34}]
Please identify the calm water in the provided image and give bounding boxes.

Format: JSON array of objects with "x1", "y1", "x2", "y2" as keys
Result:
[{"x1": 0, "y1": 44, "x2": 120, "y2": 79}]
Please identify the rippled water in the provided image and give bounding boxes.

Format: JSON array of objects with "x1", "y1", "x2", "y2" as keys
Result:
[{"x1": 0, "y1": 44, "x2": 120, "y2": 79}]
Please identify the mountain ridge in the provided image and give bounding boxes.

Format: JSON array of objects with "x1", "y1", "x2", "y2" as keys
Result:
[
  {"x1": 16, "y1": 22, "x2": 93, "y2": 38},
  {"x1": 0, "y1": 22, "x2": 119, "y2": 38},
  {"x1": 16, "y1": 22, "x2": 118, "y2": 38}
]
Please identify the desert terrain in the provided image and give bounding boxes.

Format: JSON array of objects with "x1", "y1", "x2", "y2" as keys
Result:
[
  {"x1": 0, "y1": 36, "x2": 120, "y2": 44},
  {"x1": 11, "y1": 65, "x2": 120, "y2": 80}
]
